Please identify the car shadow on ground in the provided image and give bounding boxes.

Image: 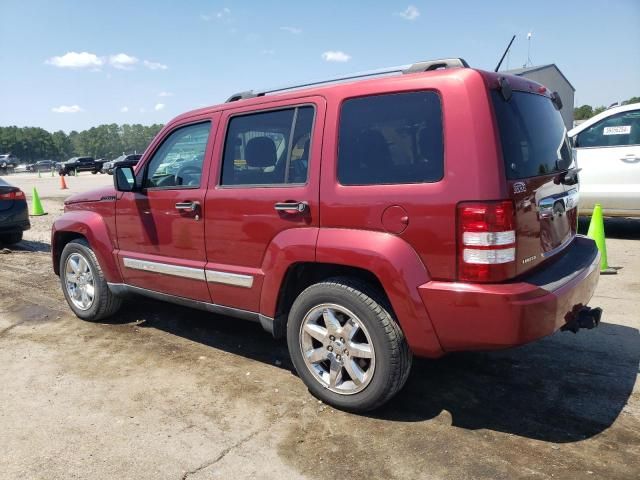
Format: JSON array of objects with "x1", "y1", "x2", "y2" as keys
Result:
[
  {"x1": 578, "y1": 216, "x2": 640, "y2": 239},
  {"x1": 1, "y1": 240, "x2": 50, "y2": 253},
  {"x1": 109, "y1": 298, "x2": 639, "y2": 444},
  {"x1": 375, "y1": 322, "x2": 640, "y2": 442}
]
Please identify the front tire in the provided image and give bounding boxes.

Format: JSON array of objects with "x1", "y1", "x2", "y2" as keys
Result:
[
  {"x1": 287, "y1": 277, "x2": 412, "y2": 412},
  {"x1": 60, "y1": 239, "x2": 123, "y2": 321}
]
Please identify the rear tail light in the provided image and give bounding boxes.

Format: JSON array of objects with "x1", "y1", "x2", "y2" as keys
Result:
[
  {"x1": 0, "y1": 190, "x2": 25, "y2": 200},
  {"x1": 457, "y1": 200, "x2": 516, "y2": 282}
]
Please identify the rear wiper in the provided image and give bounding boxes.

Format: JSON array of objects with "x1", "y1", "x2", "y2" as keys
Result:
[{"x1": 554, "y1": 166, "x2": 581, "y2": 186}]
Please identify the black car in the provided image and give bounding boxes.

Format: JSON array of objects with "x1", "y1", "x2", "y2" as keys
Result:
[
  {"x1": 102, "y1": 154, "x2": 142, "y2": 175},
  {"x1": 58, "y1": 157, "x2": 97, "y2": 176},
  {"x1": 28, "y1": 160, "x2": 56, "y2": 172},
  {"x1": 0, "y1": 178, "x2": 30, "y2": 245}
]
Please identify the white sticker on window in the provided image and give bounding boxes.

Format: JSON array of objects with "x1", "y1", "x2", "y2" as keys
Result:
[{"x1": 603, "y1": 125, "x2": 631, "y2": 135}]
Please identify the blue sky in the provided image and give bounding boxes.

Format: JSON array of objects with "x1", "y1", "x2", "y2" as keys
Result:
[{"x1": 1, "y1": 0, "x2": 638, "y2": 132}]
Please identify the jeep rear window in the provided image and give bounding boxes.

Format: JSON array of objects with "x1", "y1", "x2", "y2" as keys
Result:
[
  {"x1": 337, "y1": 91, "x2": 443, "y2": 185},
  {"x1": 491, "y1": 90, "x2": 573, "y2": 179}
]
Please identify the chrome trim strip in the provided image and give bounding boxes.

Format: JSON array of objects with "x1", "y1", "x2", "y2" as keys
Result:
[
  {"x1": 205, "y1": 270, "x2": 254, "y2": 288},
  {"x1": 123, "y1": 257, "x2": 205, "y2": 281},
  {"x1": 106, "y1": 283, "x2": 268, "y2": 324}
]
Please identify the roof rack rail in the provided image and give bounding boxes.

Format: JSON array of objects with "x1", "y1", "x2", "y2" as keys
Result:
[{"x1": 225, "y1": 57, "x2": 469, "y2": 102}]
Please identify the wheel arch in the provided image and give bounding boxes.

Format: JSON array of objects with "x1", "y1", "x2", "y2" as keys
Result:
[
  {"x1": 264, "y1": 228, "x2": 444, "y2": 357},
  {"x1": 52, "y1": 211, "x2": 122, "y2": 283}
]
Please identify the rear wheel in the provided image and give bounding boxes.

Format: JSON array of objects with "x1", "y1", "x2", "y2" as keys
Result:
[
  {"x1": 0, "y1": 232, "x2": 23, "y2": 245},
  {"x1": 287, "y1": 277, "x2": 412, "y2": 412},
  {"x1": 60, "y1": 239, "x2": 122, "y2": 321}
]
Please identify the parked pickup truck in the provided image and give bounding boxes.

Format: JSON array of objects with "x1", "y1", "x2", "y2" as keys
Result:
[
  {"x1": 58, "y1": 157, "x2": 98, "y2": 176},
  {"x1": 51, "y1": 57, "x2": 603, "y2": 412}
]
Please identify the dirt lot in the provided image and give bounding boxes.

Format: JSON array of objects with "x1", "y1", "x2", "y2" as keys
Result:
[{"x1": 1, "y1": 173, "x2": 639, "y2": 479}]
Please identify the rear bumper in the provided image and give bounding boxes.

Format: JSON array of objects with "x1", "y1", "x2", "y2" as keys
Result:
[
  {"x1": 0, "y1": 205, "x2": 30, "y2": 233},
  {"x1": 419, "y1": 235, "x2": 600, "y2": 351}
]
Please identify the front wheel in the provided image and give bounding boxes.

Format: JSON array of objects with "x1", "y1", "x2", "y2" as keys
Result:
[
  {"x1": 287, "y1": 278, "x2": 412, "y2": 412},
  {"x1": 60, "y1": 239, "x2": 123, "y2": 321}
]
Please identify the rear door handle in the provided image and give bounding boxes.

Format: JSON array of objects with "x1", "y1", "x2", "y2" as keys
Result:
[
  {"x1": 274, "y1": 201, "x2": 308, "y2": 213},
  {"x1": 175, "y1": 201, "x2": 199, "y2": 212}
]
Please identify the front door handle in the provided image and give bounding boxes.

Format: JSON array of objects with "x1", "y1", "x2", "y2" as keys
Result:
[
  {"x1": 274, "y1": 201, "x2": 308, "y2": 214},
  {"x1": 620, "y1": 154, "x2": 639, "y2": 163}
]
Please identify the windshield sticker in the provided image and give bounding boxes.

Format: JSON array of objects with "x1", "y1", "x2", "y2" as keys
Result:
[{"x1": 603, "y1": 125, "x2": 631, "y2": 135}]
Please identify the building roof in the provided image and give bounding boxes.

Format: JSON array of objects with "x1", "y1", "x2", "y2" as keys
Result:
[{"x1": 505, "y1": 64, "x2": 575, "y2": 92}]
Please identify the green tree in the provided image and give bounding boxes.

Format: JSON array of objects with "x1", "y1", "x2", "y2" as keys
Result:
[{"x1": 574, "y1": 105, "x2": 594, "y2": 120}]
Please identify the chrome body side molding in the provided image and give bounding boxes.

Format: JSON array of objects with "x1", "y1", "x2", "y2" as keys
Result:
[
  {"x1": 123, "y1": 257, "x2": 206, "y2": 281},
  {"x1": 122, "y1": 257, "x2": 254, "y2": 288},
  {"x1": 205, "y1": 270, "x2": 254, "y2": 288},
  {"x1": 107, "y1": 283, "x2": 271, "y2": 327}
]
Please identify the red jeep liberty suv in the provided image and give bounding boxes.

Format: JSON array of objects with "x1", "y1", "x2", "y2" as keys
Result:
[{"x1": 52, "y1": 58, "x2": 602, "y2": 411}]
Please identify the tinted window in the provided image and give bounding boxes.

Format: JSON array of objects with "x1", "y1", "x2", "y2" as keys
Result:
[
  {"x1": 221, "y1": 106, "x2": 314, "y2": 186},
  {"x1": 576, "y1": 110, "x2": 640, "y2": 148},
  {"x1": 337, "y1": 92, "x2": 443, "y2": 185},
  {"x1": 144, "y1": 122, "x2": 211, "y2": 189},
  {"x1": 492, "y1": 91, "x2": 573, "y2": 179}
]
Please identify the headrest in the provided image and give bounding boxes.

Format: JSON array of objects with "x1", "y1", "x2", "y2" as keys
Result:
[{"x1": 245, "y1": 137, "x2": 277, "y2": 168}]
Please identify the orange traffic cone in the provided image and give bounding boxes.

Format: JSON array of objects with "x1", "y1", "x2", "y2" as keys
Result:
[{"x1": 60, "y1": 175, "x2": 68, "y2": 190}]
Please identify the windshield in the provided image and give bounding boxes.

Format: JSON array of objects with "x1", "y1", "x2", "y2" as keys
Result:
[{"x1": 491, "y1": 91, "x2": 573, "y2": 179}]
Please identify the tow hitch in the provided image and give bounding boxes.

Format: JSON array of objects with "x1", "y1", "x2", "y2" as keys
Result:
[{"x1": 561, "y1": 306, "x2": 603, "y2": 333}]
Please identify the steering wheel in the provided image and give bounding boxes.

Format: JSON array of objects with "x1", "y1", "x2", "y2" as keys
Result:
[{"x1": 175, "y1": 165, "x2": 202, "y2": 186}]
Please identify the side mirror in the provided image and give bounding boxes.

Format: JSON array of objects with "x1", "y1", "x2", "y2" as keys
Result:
[{"x1": 114, "y1": 165, "x2": 137, "y2": 192}]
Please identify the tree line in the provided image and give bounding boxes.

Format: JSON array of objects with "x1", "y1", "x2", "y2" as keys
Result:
[
  {"x1": 0, "y1": 124, "x2": 164, "y2": 163},
  {"x1": 574, "y1": 96, "x2": 639, "y2": 121}
]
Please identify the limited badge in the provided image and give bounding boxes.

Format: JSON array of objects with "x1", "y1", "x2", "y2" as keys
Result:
[{"x1": 513, "y1": 182, "x2": 526, "y2": 194}]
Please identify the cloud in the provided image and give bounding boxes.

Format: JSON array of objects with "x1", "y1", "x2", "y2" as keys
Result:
[
  {"x1": 46, "y1": 52, "x2": 103, "y2": 69},
  {"x1": 396, "y1": 5, "x2": 420, "y2": 21},
  {"x1": 154, "y1": 103, "x2": 165, "y2": 111},
  {"x1": 321, "y1": 50, "x2": 351, "y2": 62},
  {"x1": 144, "y1": 60, "x2": 168, "y2": 70},
  {"x1": 280, "y1": 26, "x2": 302, "y2": 34},
  {"x1": 201, "y1": 7, "x2": 230, "y2": 21},
  {"x1": 158, "y1": 91, "x2": 173, "y2": 97},
  {"x1": 120, "y1": 106, "x2": 129, "y2": 112},
  {"x1": 109, "y1": 53, "x2": 139, "y2": 70},
  {"x1": 52, "y1": 105, "x2": 83, "y2": 113}
]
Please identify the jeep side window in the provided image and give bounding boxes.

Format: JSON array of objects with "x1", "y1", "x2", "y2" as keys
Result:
[
  {"x1": 144, "y1": 122, "x2": 211, "y2": 189},
  {"x1": 576, "y1": 110, "x2": 640, "y2": 148},
  {"x1": 337, "y1": 91, "x2": 444, "y2": 185},
  {"x1": 221, "y1": 106, "x2": 314, "y2": 186}
]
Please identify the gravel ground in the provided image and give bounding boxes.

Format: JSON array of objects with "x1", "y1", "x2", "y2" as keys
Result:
[{"x1": 0, "y1": 173, "x2": 638, "y2": 479}]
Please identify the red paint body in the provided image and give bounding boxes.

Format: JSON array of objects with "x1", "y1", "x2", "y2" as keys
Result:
[{"x1": 52, "y1": 67, "x2": 600, "y2": 358}]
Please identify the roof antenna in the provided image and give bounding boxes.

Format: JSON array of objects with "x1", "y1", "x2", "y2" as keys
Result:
[
  {"x1": 494, "y1": 35, "x2": 516, "y2": 72},
  {"x1": 525, "y1": 32, "x2": 533, "y2": 67}
]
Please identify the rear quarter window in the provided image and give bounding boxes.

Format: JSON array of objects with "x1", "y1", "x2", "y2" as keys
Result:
[
  {"x1": 337, "y1": 91, "x2": 444, "y2": 185},
  {"x1": 492, "y1": 91, "x2": 573, "y2": 179}
]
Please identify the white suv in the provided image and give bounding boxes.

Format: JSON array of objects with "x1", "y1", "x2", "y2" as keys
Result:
[{"x1": 569, "y1": 102, "x2": 640, "y2": 217}]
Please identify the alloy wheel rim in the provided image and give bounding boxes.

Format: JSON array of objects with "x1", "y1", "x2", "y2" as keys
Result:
[
  {"x1": 299, "y1": 303, "x2": 376, "y2": 395},
  {"x1": 64, "y1": 253, "x2": 95, "y2": 311}
]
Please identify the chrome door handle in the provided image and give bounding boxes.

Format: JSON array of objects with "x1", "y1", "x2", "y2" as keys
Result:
[
  {"x1": 175, "y1": 201, "x2": 199, "y2": 212},
  {"x1": 274, "y1": 201, "x2": 308, "y2": 213},
  {"x1": 620, "y1": 154, "x2": 639, "y2": 163}
]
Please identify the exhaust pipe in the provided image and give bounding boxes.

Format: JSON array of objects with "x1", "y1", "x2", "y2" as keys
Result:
[{"x1": 561, "y1": 306, "x2": 603, "y2": 333}]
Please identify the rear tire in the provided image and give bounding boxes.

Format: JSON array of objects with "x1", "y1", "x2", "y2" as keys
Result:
[
  {"x1": 287, "y1": 277, "x2": 412, "y2": 412},
  {"x1": 0, "y1": 232, "x2": 23, "y2": 245},
  {"x1": 60, "y1": 239, "x2": 123, "y2": 321}
]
